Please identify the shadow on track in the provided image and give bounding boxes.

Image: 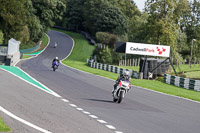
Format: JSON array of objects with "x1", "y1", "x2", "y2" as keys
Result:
[{"x1": 83, "y1": 98, "x2": 113, "y2": 103}]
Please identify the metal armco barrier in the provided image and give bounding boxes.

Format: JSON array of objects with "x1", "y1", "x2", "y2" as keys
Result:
[
  {"x1": 87, "y1": 59, "x2": 140, "y2": 79},
  {"x1": 164, "y1": 74, "x2": 200, "y2": 91}
]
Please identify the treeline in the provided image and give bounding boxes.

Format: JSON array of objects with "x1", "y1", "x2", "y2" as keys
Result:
[
  {"x1": 0, "y1": 0, "x2": 200, "y2": 64},
  {"x1": 0, "y1": 0, "x2": 65, "y2": 45}
]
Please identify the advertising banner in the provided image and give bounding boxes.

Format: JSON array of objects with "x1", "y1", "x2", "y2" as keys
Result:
[{"x1": 125, "y1": 42, "x2": 170, "y2": 57}]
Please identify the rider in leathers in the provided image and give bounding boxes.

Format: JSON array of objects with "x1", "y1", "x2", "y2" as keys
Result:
[
  {"x1": 52, "y1": 57, "x2": 60, "y2": 68},
  {"x1": 112, "y1": 70, "x2": 131, "y2": 93}
]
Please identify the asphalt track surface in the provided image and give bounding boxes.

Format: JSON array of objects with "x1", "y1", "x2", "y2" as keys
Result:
[{"x1": 1, "y1": 30, "x2": 200, "y2": 133}]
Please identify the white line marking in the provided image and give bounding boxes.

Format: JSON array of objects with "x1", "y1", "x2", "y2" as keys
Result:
[
  {"x1": 97, "y1": 119, "x2": 107, "y2": 124},
  {"x1": 62, "y1": 99, "x2": 69, "y2": 102},
  {"x1": 115, "y1": 131, "x2": 123, "y2": 133},
  {"x1": 106, "y1": 125, "x2": 116, "y2": 130},
  {"x1": 69, "y1": 104, "x2": 77, "y2": 107},
  {"x1": 82, "y1": 111, "x2": 90, "y2": 114},
  {"x1": 16, "y1": 67, "x2": 61, "y2": 98},
  {"x1": 89, "y1": 115, "x2": 98, "y2": 119},
  {"x1": 0, "y1": 106, "x2": 51, "y2": 133},
  {"x1": 76, "y1": 108, "x2": 83, "y2": 111},
  {"x1": 0, "y1": 68, "x2": 60, "y2": 98}
]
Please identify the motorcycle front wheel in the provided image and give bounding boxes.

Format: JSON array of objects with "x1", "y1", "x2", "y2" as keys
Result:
[
  {"x1": 53, "y1": 66, "x2": 56, "y2": 71},
  {"x1": 118, "y1": 91, "x2": 125, "y2": 103},
  {"x1": 113, "y1": 97, "x2": 117, "y2": 102}
]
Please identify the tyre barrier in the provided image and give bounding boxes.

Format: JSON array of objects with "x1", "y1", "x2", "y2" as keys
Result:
[
  {"x1": 87, "y1": 59, "x2": 140, "y2": 79},
  {"x1": 164, "y1": 74, "x2": 200, "y2": 91}
]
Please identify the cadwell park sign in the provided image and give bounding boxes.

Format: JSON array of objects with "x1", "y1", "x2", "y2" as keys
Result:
[
  {"x1": 115, "y1": 42, "x2": 177, "y2": 78},
  {"x1": 125, "y1": 42, "x2": 170, "y2": 57}
]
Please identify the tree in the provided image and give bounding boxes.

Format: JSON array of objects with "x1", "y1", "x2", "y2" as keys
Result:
[
  {"x1": 180, "y1": 0, "x2": 200, "y2": 64},
  {"x1": 95, "y1": 6, "x2": 128, "y2": 36},
  {"x1": 128, "y1": 12, "x2": 149, "y2": 42},
  {"x1": 97, "y1": 46, "x2": 112, "y2": 64},
  {"x1": 145, "y1": 0, "x2": 189, "y2": 59},
  {"x1": 96, "y1": 32, "x2": 119, "y2": 48},
  {"x1": 0, "y1": 0, "x2": 28, "y2": 42},
  {"x1": 83, "y1": 0, "x2": 110, "y2": 35},
  {"x1": 83, "y1": 0, "x2": 129, "y2": 37},
  {"x1": 32, "y1": 0, "x2": 66, "y2": 31},
  {"x1": 109, "y1": 0, "x2": 140, "y2": 18},
  {"x1": 0, "y1": 30, "x2": 3, "y2": 44},
  {"x1": 25, "y1": 0, "x2": 43, "y2": 42},
  {"x1": 64, "y1": 0, "x2": 84, "y2": 31}
]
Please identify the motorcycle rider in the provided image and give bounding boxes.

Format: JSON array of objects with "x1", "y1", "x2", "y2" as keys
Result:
[
  {"x1": 54, "y1": 42, "x2": 57, "y2": 48},
  {"x1": 112, "y1": 70, "x2": 131, "y2": 93},
  {"x1": 52, "y1": 57, "x2": 60, "y2": 68}
]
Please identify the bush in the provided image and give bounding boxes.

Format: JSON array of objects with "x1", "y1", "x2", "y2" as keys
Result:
[
  {"x1": 0, "y1": 30, "x2": 3, "y2": 44},
  {"x1": 96, "y1": 46, "x2": 112, "y2": 64},
  {"x1": 96, "y1": 32, "x2": 119, "y2": 48}
]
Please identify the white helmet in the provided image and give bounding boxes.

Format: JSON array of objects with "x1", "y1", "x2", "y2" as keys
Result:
[
  {"x1": 56, "y1": 57, "x2": 58, "y2": 60},
  {"x1": 123, "y1": 70, "x2": 130, "y2": 77}
]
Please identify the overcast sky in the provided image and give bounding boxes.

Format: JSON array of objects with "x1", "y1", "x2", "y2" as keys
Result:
[
  {"x1": 134, "y1": 0, "x2": 194, "y2": 11},
  {"x1": 134, "y1": 0, "x2": 146, "y2": 11}
]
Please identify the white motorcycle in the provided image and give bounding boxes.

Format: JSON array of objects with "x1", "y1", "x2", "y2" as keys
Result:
[{"x1": 113, "y1": 80, "x2": 130, "y2": 103}]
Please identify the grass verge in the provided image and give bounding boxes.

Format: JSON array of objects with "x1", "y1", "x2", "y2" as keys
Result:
[
  {"x1": 174, "y1": 64, "x2": 200, "y2": 79},
  {"x1": 53, "y1": 28, "x2": 200, "y2": 102},
  {"x1": 22, "y1": 33, "x2": 49, "y2": 59},
  {"x1": 0, "y1": 116, "x2": 11, "y2": 132}
]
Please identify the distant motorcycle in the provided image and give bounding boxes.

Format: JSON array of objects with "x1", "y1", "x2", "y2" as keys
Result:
[
  {"x1": 52, "y1": 61, "x2": 59, "y2": 71},
  {"x1": 113, "y1": 80, "x2": 130, "y2": 103},
  {"x1": 54, "y1": 43, "x2": 57, "y2": 48}
]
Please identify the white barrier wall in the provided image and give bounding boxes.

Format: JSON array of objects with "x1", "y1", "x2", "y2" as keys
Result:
[
  {"x1": 8, "y1": 38, "x2": 20, "y2": 55},
  {"x1": 7, "y1": 38, "x2": 21, "y2": 66}
]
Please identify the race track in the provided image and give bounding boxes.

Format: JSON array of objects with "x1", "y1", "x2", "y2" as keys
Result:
[{"x1": 3, "y1": 30, "x2": 200, "y2": 133}]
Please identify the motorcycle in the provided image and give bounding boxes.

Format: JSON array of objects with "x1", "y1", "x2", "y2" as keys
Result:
[
  {"x1": 113, "y1": 80, "x2": 130, "y2": 103},
  {"x1": 54, "y1": 43, "x2": 57, "y2": 48},
  {"x1": 52, "y1": 61, "x2": 59, "y2": 71}
]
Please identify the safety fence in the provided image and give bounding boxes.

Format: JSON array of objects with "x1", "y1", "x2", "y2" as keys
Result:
[
  {"x1": 119, "y1": 58, "x2": 140, "y2": 67},
  {"x1": 20, "y1": 41, "x2": 42, "y2": 54},
  {"x1": 0, "y1": 45, "x2": 8, "y2": 56},
  {"x1": 164, "y1": 74, "x2": 200, "y2": 91},
  {"x1": 87, "y1": 59, "x2": 140, "y2": 79}
]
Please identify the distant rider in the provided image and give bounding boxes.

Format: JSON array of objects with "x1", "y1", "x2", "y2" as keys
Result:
[
  {"x1": 54, "y1": 42, "x2": 57, "y2": 48},
  {"x1": 52, "y1": 57, "x2": 60, "y2": 68},
  {"x1": 112, "y1": 70, "x2": 131, "y2": 93}
]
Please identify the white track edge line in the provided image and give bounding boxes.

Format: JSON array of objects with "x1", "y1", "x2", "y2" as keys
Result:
[
  {"x1": 105, "y1": 125, "x2": 116, "y2": 130},
  {"x1": 0, "y1": 106, "x2": 51, "y2": 133},
  {"x1": 0, "y1": 68, "x2": 60, "y2": 98},
  {"x1": 16, "y1": 67, "x2": 61, "y2": 97}
]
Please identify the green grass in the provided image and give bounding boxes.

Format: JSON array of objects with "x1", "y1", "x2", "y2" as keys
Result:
[
  {"x1": 116, "y1": 63, "x2": 200, "y2": 79},
  {"x1": 0, "y1": 116, "x2": 11, "y2": 132},
  {"x1": 52, "y1": 29, "x2": 200, "y2": 102},
  {"x1": 52, "y1": 28, "x2": 95, "y2": 62},
  {"x1": 20, "y1": 41, "x2": 35, "y2": 50},
  {"x1": 184, "y1": 71, "x2": 200, "y2": 79},
  {"x1": 22, "y1": 55, "x2": 33, "y2": 59},
  {"x1": 173, "y1": 64, "x2": 200, "y2": 79},
  {"x1": 22, "y1": 33, "x2": 49, "y2": 59}
]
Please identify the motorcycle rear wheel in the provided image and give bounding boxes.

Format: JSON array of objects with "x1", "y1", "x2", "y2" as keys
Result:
[{"x1": 53, "y1": 66, "x2": 56, "y2": 71}]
